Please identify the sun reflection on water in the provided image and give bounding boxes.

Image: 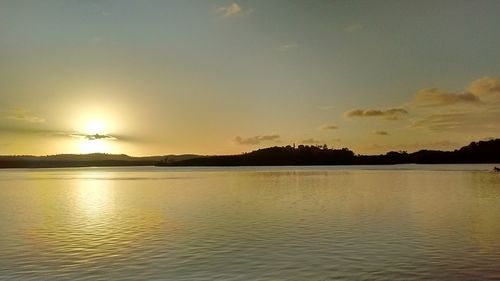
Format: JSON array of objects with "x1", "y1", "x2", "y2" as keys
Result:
[
  {"x1": 16, "y1": 171, "x2": 173, "y2": 272},
  {"x1": 1, "y1": 168, "x2": 500, "y2": 280},
  {"x1": 75, "y1": 177, "x2": 115, "y2": 218}
]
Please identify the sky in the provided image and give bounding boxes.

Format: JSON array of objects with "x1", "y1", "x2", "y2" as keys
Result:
[{"x1": 1, "y1": 0, "x2": 499, "y2": 156}]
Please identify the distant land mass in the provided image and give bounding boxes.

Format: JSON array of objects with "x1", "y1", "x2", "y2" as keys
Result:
[
  {"x1": 157, "y1": 139, "x2": 500, "y2": 167},
  {"x1": 0, "y1": 154, "x2": 199, "y2": 169},
  {"x1": 1, "y1": 139, "x2": 499, "y2": 169}
]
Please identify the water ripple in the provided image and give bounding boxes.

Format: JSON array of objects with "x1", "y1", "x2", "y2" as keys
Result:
[{"x1": 1, "y1": 166, "x2": 499, "y2": 280}]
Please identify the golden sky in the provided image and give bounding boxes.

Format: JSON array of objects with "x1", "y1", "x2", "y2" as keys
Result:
[{"x1": 1, "y1": 1, "x2": 499, "y2": 156}]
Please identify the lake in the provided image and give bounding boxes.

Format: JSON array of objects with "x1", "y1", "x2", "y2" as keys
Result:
[{"x1": 0, "y1": 165, "x2": 499, "y2": 280}]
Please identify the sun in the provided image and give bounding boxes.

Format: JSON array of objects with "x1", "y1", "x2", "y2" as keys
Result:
[
  {"x1": 85, "y1": 120, "x2": 107, "y2": 135},
  {"x1": 79, "y1": 120, "x2": 111, "y2": 154}
]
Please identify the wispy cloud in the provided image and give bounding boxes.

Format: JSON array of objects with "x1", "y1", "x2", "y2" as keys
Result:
[
  {"x1": 466, "y1": 76, "x2": 500, "y2": 101},
  {"x1": 373, "y1": 130, "x2": 389, "y2": 135},
  {"x1": 412, "y1": 76, "x2": 500, "y2": 107},
  {"x1": 0, "y1": 125, "x2": 140, "y2": 142},
  {"x1": 3, "y1": 108, "x2": 45, "y2": 123},
  {"x1": 343, "y1": 75, "x2": 500, "y2": 135},
  {"x1": 413, "y1": 88, "x2": 480, "y2": 107},
  {"x1": 0, "y1": 125, "x2": 60, "y2": 136},
  {"x1": 344, "y1": 24, "x2": 364, "y2": 32},
  {"x1": 344, "y1": 108, "x2": 408, "y2": 120},
  {"x1": 277, "y1": 43, "x2": 298, "y2": 52},
  {"x1": 411, "y1": 110, "x2": 500, "y2": 133},
  {"x1": 319, "y1": 124, "x2": 339, "y2": 131},
  {"x1": 407, "y1": 76, "x2": 500, "y2": 132},
  {"x1": 301, "y1": 138, "x2": 327, "y2": 145},
  {"x1": 70, "y1": 133, "x2": 117, "y2": 141},
  {"x1": 235, "y1": 134, "x2": 280, "y2": 145},
  {"x1": 218, "y1": 3, "x2": 252, "y2": 17}
]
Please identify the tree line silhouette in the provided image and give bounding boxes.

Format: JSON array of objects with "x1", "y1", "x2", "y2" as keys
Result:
[
  {"x1": 158, "y1": 139, "x2": 500, "y2": 166},
  {"x1": 1, "y1": 139, "x2": 498, "y2": 168}
]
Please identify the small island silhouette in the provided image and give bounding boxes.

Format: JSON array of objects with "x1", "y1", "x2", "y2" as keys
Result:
[{"x1": 1, "y1": 139, "x2": 498, "y2": 169}]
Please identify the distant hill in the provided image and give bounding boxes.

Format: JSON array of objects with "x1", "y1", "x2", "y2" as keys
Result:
[
  {"x1": 2, "y1": 139, "x2": 499, "y2": 169},
  {"x1": 0, "y1": 153, "x2": 199, "y2": 168},
  {"x1": 157, "y1": 139, "x2": 500, "y2": 166}
]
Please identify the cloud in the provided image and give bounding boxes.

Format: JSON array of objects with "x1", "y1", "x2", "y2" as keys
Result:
[
  {"x1": 413, "y1": 88, "x2": 480, "y2": 107},
  {"x1": 411, "y1": 76, "x2": 500, "y2": 107},
  {"x1": 70, "y1": 133, "x2": 117, "y2": 141},
  {"x1": 218, "y1": 3, "x2": 252, "y2": 17},
  {"x1": 373, "y1": 130, "x2": 389, "y2": 135},
  {"x1": 277, "y1": 43, "x2": 298, "y2": 52},
  {"x1": 235, "y1": 134, "x2": 280, "y2": 145},
  {"x1": 468, "y1": 76, "x2": 500, "y2": 94},
  {"x1": 411, "y1": 110, "x2": 500, "y2": 133},
  {"x1": 3, "y1": 108, "x2": 45, "y2": 123},
  {"x1": 301, "y1": 138, "x2": 326, "y2": 145},
  {"x1": 319, "y1": 124, "x2": 339, "y2": 131},
  {"x1": 342, "y1": 75, "x2": 500, "y2": 136},
  {"x1": 406, "y1": 76, "x2": 500, "y2": 133},
  {"x1": 467, "y1": 76, "x2": 500, "y2": 101},
  {"x1": 0, "y1": 125, "x2": 65, "y2": 138},
  {"x1": 344, "y1": 24, "x2": 364, "y2": 32},
  {"x1": 0, "y1": 125, "x2": 130, "y2": 141},
  {"x1": 344, "y1": 108, "x2": 408, "y2": 120}
]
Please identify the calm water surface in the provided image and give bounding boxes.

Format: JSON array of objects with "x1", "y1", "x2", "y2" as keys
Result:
[{"x1": 0, "y1": 165, "x2": 499, "y2": 280}]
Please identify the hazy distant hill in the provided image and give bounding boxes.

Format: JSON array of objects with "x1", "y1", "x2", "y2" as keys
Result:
[
  {"x1": 0, "y1": 153, "x2": 199, "y2": 168},
  {"x1": 158, "y1": 139, "x2": 500, "y2": 166}
]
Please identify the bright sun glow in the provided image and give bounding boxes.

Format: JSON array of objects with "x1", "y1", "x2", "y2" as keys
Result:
[
  {"x1": 80, "y1": 119, "x2": 111, "y2": 153},
  {"x1": 85, "y1": 120, "x2": 107, "y2": 134},
  {"x1": 80, "y1": 139, "x2": 109, "y2": 154}
]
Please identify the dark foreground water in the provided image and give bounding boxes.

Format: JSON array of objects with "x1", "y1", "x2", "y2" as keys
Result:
[{"x1": 0, "y1": 165, "x2": 499, "y2": 280}]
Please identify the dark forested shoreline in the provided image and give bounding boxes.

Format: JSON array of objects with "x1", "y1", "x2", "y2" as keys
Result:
[
  {"x1": 1, "y1": 139, "x2": 499, "y2": 169},
  {"x1": 157, "y1": 139, "x2": 500, "y2": 167}
]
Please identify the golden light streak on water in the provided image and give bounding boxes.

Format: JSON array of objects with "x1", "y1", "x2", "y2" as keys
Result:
[{"x1": 0, "y1": 165, "x2": 499, "y2": 280}]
